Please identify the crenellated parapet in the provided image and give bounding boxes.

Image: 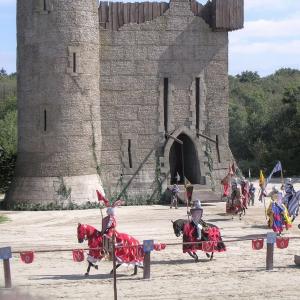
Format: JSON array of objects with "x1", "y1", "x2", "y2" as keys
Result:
[{"x1": 98, "y1": 0, "x2": 244, "y2": 31}]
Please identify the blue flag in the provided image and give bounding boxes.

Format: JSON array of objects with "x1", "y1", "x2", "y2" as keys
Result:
[{"x1": 266, "y1": 161, "x2": 282, "y2": 184}]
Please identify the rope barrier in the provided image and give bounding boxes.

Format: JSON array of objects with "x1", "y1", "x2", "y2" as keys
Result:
[{"x1": 6, "y1": 235, "x2": 300, "y2": 253}]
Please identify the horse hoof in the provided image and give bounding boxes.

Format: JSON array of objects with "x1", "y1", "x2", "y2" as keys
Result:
[{"x1": 84, "y1": 273, "x2": 89, "y2": 277}]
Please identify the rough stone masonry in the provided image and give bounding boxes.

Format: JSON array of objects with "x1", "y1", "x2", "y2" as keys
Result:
[{"x1": 6, "y1": 0, "x2": 244, "y2": 206}]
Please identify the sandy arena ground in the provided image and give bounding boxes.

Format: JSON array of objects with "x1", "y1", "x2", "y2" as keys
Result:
[{"x1": 1, "y1": 182, "x2": 300, "y2": 300}]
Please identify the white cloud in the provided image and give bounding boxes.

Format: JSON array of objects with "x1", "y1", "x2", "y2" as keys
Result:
[
  {"x1": 230, "y1": 17, "x2": 300, "y2": 43},
  {"x1": 231, "y1": 40, "x2": 300, "y2": 55},
  {"x1": 245, "y1": 0, "x2": 296, "y2": 10}
]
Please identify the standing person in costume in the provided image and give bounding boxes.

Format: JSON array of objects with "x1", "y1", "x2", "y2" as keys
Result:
[
  {"x1": 266, "y1": 186, "x2": 292, "y2": 234},
  {"x1": 170, "y1": 183, "x2": 180, "y2": 209},
  {"x1": 185, "y1": 181, "x2": 194, "y2": 208},
  {"x1": 240, "y1": 178, "x2": 249, "y2": 210},
  {"x1": 249, "y1": 183, "x2": 255, "y2": 206}
]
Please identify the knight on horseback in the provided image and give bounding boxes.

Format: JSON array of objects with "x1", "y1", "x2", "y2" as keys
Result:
[
  {"x1": 172, "y1": 198, "x2": 226, "y2": 262},
  {"x1": 226, "y1": 178, "x2": 245, "y2": 219}
]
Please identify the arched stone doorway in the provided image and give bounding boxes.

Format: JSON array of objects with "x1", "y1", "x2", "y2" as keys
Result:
[{"x1": 169, "y1": 133, "x2": 201, "y2": 184}]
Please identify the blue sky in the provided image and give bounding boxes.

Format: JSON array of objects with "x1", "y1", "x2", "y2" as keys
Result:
[{"x1": 0, "y1": 0, "x2": 299, "y2": 76}]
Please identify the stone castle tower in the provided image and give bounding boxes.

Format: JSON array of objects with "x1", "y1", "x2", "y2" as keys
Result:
[{"x1": 7, "y1": 0, "x2": 244, "y2": 205}]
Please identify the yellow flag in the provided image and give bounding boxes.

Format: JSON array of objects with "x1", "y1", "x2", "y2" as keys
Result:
[{"x1": 259, "y1": 170, "x2": 265, "y2": 187}]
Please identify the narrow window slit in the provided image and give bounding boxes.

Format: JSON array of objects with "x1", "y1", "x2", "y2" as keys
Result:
[
  {"x1": 44, "y1": 109, "x2": 47, "y2": 132},
  {"x1": 128, "y1": 139, "x2": 133, "y2": 169},
  {"x1": 43, "y1": 0, "x2": 47, "y2": 11},
  {"x1": 163, "y1": 78, "x2": 168, "y2": 133},
  {"x1": 73, "y1": 53, "x2": 77, "y2": 73},
  {"x1": 195, "y1": 77, "x2": 200, "y2": 132}
]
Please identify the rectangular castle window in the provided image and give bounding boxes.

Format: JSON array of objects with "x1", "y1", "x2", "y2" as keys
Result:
[
  {"x1": 44, "y1": 109, "x2": 47, "y2": 132},
  {"x1": 195, "y1": 77, "x2": 200, "y2": 131},
  {"x1": 43, "y1": 0, "x2": 47, "y2": 11},
  {"x1": 128, "y1": 139, "x2": 133, "y2": 169},
  {"x1": 163, "y1": 78, "x2": 168, "y2": 133},
  {"x1": 73, "y1": 53, "x2": 77, "y2": 73}
]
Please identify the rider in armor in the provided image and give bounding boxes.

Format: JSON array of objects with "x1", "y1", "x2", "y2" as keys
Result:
[
  {"x1": 101, "y1": 207, "x2": 117, "y2": 236},
  {"x1": 283, "y1": 178, "x2": 296, "y2": 209},
  {"x1": 190, "y1": 199, "x2": 203, "y2": 240}
]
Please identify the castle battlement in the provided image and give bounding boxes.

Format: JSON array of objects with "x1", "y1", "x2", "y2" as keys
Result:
[{"x1": 98, "y1": 0, "x2": 243, "y2": 31}]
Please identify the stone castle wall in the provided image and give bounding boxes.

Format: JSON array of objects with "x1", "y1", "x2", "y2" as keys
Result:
[{"x1": 99, "y1": 0, "x2": 233, "y2": 198}]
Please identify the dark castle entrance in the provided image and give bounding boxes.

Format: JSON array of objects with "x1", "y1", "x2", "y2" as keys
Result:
[{"x1": 169, "y1": 134, "x2": 201, "y2": 184}]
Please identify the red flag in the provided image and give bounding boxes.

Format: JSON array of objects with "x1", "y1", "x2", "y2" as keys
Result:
[
  {"x1": 276, "y1": 237, "x2": 289, "y2": 249},
  {"x1": 72, "y1": 249, "x2": 84, "y2": 262},
  {"x1": 252, "y1": 239, "x2": 264, "y2": 250},
  {"x1": 20, "y1": 251, "x2": 34, "y2": 264},
  {"x1": 96, "y1": 190, "x2": 110, "y2": 207},
  {"x1": 202, "y1": 241, "x2": 215, "y2": 252}
]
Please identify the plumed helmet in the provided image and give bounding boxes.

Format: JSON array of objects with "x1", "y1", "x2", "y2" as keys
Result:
[{"x1": 285, "y1": 178, "x2": 293, "y2": 184}]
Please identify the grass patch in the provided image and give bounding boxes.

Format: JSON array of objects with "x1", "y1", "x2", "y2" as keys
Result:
[{"x1": 0, "y1": 214, "x2": 9, "y2": 223}]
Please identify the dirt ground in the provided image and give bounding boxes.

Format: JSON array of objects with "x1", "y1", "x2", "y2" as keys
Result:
[{"x1": 1, "y1": 182, "x2": 300, "y2": 300}]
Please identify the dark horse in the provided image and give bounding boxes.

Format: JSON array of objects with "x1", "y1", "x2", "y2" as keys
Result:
[{"x1": 172, "y1": 219, "x2": 226, "y2": 262}]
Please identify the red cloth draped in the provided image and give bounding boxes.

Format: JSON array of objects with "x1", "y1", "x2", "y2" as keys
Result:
[
  {"x1": 182, "y1": 223, "x2": 226, "y2": 253},
  {"x1": 114, "y1": 231, "x2": 144, "y2": 265},
  {"x1": 88, "y1": 234, "x2": 104, "y2": 260}
]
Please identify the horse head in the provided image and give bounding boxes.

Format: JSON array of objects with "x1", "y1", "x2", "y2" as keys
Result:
[
  {"x1": 172, "y1": 219, "x2": 186, "y2": 237},
  {"x1": 77, "y1": 223, "x2": 86, "y2": 243}
]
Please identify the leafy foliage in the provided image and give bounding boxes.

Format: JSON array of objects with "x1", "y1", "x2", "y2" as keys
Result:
[
  {"x1": 0, "y1": 69, "x2": 17, "y2": 193},
  {"x1": 229, "y1": 68, "x2": 300, "y2": 176}
]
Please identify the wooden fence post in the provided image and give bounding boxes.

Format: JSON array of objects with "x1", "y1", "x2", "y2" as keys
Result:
[
  {"x1": 266, "y1": 232, "x2": 276, "y2": 271},
  {"x1": 112, "y1": 233, "x2": 117, "y2": 300},
  {"x1": 143, "y1": 240, "x2": 154, "y2": 280},
  {"x1": 0, "y1": 247, "x2": 12, "y2": 288}
]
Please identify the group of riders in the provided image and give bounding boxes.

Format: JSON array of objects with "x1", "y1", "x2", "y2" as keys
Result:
[
  {"x1": 79, "y1": 174, "x2": 299, "y2": 275},
  {"x1": 224, "y1": 176, "x2": 300, "y2": 234}
]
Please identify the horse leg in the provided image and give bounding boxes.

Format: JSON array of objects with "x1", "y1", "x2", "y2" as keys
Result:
[
  {"x1": 205, "y1": 253, "x2": 210, "y2": 259},
  {"x1": 110, "y1": 263, "x2": 122, "y2": 275},
  {"x1": 210, "y1": 252, "x2": 214, "y2": 261},
  {"x1": 132, "y1": 265, "x2": 138, "y2": 275},
  {"x1": 187, "y1": 251, "x2": 199, "y2": 262},
  {"x1": 85, "y1": 262, "x2": 92, "y2": 276},
  {"x1": 90, "y1": 262, "x2": 98, "y2": 270}
]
